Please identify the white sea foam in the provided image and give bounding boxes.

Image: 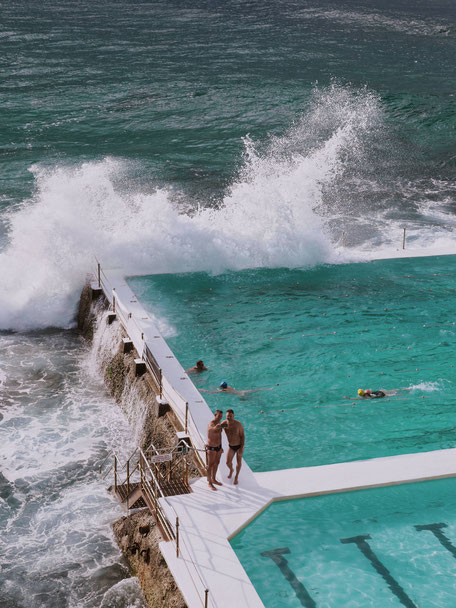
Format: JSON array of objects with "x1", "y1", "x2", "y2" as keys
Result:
[
  {"x1": 0, "y1": 84, "x2": 455, "y2": 331},
  {"x1": 408, "y1": 381, "x2": 445, "y2": 392},
  {"x1": 0, "y1": 329, "x2": 139, "y2": 607},
  {"x1": 100, "y1": 578, "x2": 146, "y2": 608},
  {"x1": 298, "y1": 8, "x2": 452, "y2": 37}
]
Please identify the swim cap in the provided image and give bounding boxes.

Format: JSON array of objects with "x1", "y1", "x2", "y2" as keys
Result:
[
  {"x1": 358, "y1": 389, "x2": 365, "y2": 396},
  {"x1": 220, "y1": 382, "x2": 228, "y2": 389}
]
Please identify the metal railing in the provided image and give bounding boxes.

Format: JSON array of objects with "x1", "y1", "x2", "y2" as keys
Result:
[
  {"x1": 93, "y1": 260, "x2": 214, "y2": 606},
  {"x1": 94, "y1": 258, "x2": 207, "y2": 462},
  {"x1": 138, "y1": 449, "x2": 212, "y2": 607},
  {"x1": 103, "y1": 445, "x2": 212, "y2": 607},
  {"x1": 161, "y1": 378, "x2": 207, "y2": 470},
  {"x1": 339, "y1": 226, "x2": 413, "y2": 250},
  {"x1": 139, "y1": 449, "x2": 176, "y2": 541},
  {"x1": 143, "y1": 343, "x2": 163, "y2": 398}
]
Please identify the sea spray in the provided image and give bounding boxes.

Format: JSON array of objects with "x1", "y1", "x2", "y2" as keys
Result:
[
  {"x1": 0, "y1": 329, "x2": 143, "y2": 607},
  {"x1": 88, "y1": 306, "x2": 155, "y2": 446},
  {"x1": 120, "y1": 380, "x2": 151, "y2": 446},
  {"x1": 0, "y1": 152, "x2": 334, "y2": 330},
  {"x1": 88, "y1": 301, "x2": 125, "y2": 375},
  {"x1": 0, "y1": 84, "x2": 455, "y2": 332},
  {"x1": 0, "y1": 85, "x2": 374, "y2": 330}
]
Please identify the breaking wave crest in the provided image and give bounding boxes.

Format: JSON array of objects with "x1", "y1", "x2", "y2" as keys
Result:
[{"x1": 0, "y1": 83, "x2": 454, "y2": 330}]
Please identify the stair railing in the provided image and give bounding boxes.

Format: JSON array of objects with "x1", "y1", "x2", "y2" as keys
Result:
[{"x1": 139, "y1": 449, "x2": 175, "y2": 540}]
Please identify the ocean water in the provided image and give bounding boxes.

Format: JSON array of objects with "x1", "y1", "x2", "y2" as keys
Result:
[
  {"x1": 1, "y1": 0, "x2": 456, "y2": 605},
  {"x1": 0, "y1": 319, "x2": 146, "y2": 607},
  {"x1": 231, "y1": 477, "x2": 456, "y2": 607}
]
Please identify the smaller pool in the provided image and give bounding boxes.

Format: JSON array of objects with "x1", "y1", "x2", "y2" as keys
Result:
[{"x1": 231, "y1": 477, "x2": 456, "y2": 608}]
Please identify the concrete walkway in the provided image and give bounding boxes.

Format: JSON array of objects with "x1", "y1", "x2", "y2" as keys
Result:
[
  {"x1": 158, "y1": 448, "x2": 456, "y2": 608},
  {"x1": 95, "y1": 259, "x2": 456, "y2": 608}
]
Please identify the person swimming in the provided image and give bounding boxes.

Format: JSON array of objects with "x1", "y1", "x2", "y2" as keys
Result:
[
  {"x1": 200, "y1": 382, "x2": 274, "y2": 396},
  {"x1": 358, "y1": 388, "x2": 386, "y2": 398},
  {"x1": 185, "y1": 360, "x2": 207, "y2": 373}
]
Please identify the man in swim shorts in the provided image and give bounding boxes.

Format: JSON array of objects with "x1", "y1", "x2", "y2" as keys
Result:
[
  {"x1": 224, "y1": 409, "x2": 245, "y2": 485},
  {"x1": 358, "y1": 388, "x2": 386, "y2": 398},
  {"x1": 205, "y1": 410, "x2": 227, "y2": 491}
]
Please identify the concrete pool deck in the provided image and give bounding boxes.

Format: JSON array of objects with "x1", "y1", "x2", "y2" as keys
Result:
[
  {"x1": 159, "y1": 448, "x2": 456, "y2": 608},
  {"x1": 95, "y1": 253, "x2": 456, "y2": 608}
]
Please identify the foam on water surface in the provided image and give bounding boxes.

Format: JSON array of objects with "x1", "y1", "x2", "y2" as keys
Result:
[
  {"x1": 0, "y1": 319, "x2": 146, "y2": 608},
  {"x1": 0, "y1": 84, "x2": 455, "y2": 331}
]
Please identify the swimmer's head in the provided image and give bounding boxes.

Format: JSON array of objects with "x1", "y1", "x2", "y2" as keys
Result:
[
  {"x1": 220, "y1": 381, "x2": 228, "y2": 389},
  {"x1": 358, "y1": 388, "x2": 365, "y2": 397}
]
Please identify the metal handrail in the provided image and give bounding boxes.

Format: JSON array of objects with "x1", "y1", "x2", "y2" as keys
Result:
[
  {"x1": 170, "y1": 385, "x2": 207, "y2": 448},
  {"x1": 96, "y1": 264, "x2": 207, "y2": 464},
  {"x1": 143, "y1": 343, "x2": 163, "y2": 396},
  {"x1": 93, "y1": 261, "x2": 213, "y2": 606},
  {"x1": 162, "y1": 381, "x2": 207, "y2": 469},
  {"x1": 94, "y1": 257, "x2": 149, "y2": 349},
  {"x1": 98, "y1": 273, "x2": 165, "y2": 399},
  {"x1": 139, "y1": 450, "x2": 175, "y2": 535},
  {"x1": 108, "y1": 445, "x2": 211, "y2": 605},
  {"x1": 138, "y1": 449, "x2": 213, "y2": 607}
]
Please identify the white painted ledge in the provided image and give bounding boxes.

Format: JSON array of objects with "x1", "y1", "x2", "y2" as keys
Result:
[
  {"x1": 94, "y1": 259, "x2": 456, "y2": 608},
  {"x1": 158, "y1": 448, "x2": 456, "y2": 608}
]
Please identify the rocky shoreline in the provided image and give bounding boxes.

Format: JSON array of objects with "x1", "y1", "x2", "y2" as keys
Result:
[{"x1": 78, "y1": 282, "x2": 187, "y2": 608}]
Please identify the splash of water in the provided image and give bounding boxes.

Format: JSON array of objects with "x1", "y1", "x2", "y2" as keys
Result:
[
  {"x1": 0, "y1": 83, "x2": 452, "y2": 331},
  {"x1": 87, "y1": 309, "x2": 154, "y2": 446},
  {"x1": 409, "y1": 381, "x2": 445, "y2": 392},
  {"x1": 0, "y1": 329, "x2": 142, "y2": 607}
]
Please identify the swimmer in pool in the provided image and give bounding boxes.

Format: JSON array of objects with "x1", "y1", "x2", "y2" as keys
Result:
[
  {"x1": 200, "y1": 382, "x2": 275, "y2": 397},
  {"x1": 358, "y1": 388, "x2": 386, "y2": 398},
  {"x1": 341, "y1": 387, "x2": 413, "y2": 400},
  {"x1": 185, "y1": 360, "x2": 207, "y2": 373}
]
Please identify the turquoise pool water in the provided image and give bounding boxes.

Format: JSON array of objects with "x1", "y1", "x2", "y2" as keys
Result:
[
  {"x1": 128, "y1": 256, "x2": 456, "y2": 472},
  {"x1": 230, "y1": 477, "x2": 456, "y2": 608}
]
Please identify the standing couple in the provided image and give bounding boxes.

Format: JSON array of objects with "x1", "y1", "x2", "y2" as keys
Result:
[{"x1": 206, "y1": 409, "x2": 245, "y2": 491}]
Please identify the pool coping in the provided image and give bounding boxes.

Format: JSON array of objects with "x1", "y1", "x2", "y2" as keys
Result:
[
  {"x1": 159, "y1": 449, "x2": 456, "y2": 608},
  {"x1": 95, "y1": 250, "x2": 456, "y2": 608}
]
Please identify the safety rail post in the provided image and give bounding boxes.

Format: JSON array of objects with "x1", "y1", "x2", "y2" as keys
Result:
[
  {"x1": 114, "y1": 455, "x2": 117, "y2": 491},
  {"x1": 113, "y1": 294, "x2": 116, "y2": 313},
  {"x1": 176, "y1": 517, "x2": 180, "y2": 558},
  {"x1": 159, "y1": 368, "x2": 163, "y2": 399},
  {"x1": 97, "y1": 262, "x2": 101, "y2": 288},
  {"x1": 185, "y1": 403, "x2": 189, "y2": 434},
  {"x1": 126, "y1": 459, "x2": 130, "y2": 508},
  {"x1": 204, "y1": 589, "x2": 209, "y2": 608},
  {"x1": 403, "y1": 227, "x2": 406, "y2": 250},
  {"x1": 153, "y1": 469, "x2": 158, "y2": 521}
]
